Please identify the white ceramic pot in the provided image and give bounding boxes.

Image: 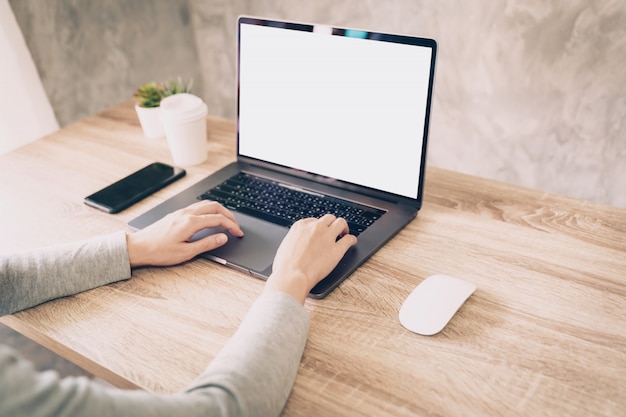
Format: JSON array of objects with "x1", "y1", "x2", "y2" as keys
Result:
[{"x1": 135, "y1": 104, "x2": 165, "y2": 138}]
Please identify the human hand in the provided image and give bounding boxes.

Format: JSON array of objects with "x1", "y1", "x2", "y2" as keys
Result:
[
  {"x1": 265, "y1": 214, "x2": 358, "y2": 304},
  {"x1": 126, "y1": 200, "x2": 244, "y2": 267}
]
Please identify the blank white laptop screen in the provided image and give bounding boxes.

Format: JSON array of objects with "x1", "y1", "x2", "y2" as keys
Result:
[{"x1": 238, "y1": 22, "x2": 434, "y2": 199}]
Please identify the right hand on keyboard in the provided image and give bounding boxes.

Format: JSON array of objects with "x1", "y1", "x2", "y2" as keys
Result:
[{"x1": 264, "y1": 214, "x2": 357, "y2": 304}]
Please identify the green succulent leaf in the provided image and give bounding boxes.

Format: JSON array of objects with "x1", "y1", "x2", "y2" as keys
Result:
[
  {"x1": 134, "y1": 77, "x2": 193, "y2": 108},
  {"x1": 163, "y1": 76, "x2": 194, "y2": 97},
  {"x1": 134, "y1": 82, "x2": 166, "y2": 108}
]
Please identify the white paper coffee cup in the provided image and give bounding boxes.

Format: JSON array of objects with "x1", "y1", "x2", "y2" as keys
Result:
[{"x1": 160, "y1": 93, "x2": 208, "y2": 166}]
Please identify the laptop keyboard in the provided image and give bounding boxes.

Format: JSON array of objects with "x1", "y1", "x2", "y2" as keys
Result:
[{"x1": 197, "y1": 172, "x2": 385, "y2": 236}]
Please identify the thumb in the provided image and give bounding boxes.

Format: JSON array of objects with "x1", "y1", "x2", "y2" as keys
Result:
[
  {"x1": 189, "y1": 233, "x2": 229, "y2": 255},
  {"x1": 335, "y1": 234, "x2": 358, "y2": 254}
]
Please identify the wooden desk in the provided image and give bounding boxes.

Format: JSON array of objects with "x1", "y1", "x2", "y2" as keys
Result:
[{"x1": 1, "y1": 100, "x2": 624, "y2": 416}]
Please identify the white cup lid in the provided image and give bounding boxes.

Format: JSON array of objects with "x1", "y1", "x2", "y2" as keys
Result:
[{"x1": 160, "y1": 93, "x2": 208, "y2": 123}]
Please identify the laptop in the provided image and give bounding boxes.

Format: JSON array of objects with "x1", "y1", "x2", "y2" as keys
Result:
[{"x1": 129, "y1": 16, "x2": 437, "y2": 298}]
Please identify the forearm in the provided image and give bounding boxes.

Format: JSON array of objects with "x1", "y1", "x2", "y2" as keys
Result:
[
  {"x1": 0, "y1": 232, "x2": 131, "y2": 316},
  {"x1": 0, "y1": 291, "x2": 309, "y2": 417},
  {"x1": 187, "y1": 291, "x2": 310, "y2": 417}
]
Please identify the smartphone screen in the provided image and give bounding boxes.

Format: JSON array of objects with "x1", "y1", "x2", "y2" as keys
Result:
[{"x1": 84, "y1": 162, "x2": 186, "y2": 213}]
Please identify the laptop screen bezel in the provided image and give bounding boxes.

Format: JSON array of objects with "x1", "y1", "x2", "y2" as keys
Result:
[{"x1": 236, "y1": 16, "x2": 437, "y2": 209}]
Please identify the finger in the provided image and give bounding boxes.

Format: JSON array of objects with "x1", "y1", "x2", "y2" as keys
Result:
[
  {"x1": 292, "y1": 217, "x2": 317, "y2": 228},
  {"x1": 335, "y1": 233, "x2": 358, "y2": 253},
  {"x1": 209, "y1": 207, "x2": 243, "y2": 235},
  {"x1": 223, "y1": 220, "x2": 245, "y2": 237},
  {"x1": 188, "y1": 213, "x2": 244, "y2": 237},
  {"x1": 188, "y1": 200, "x2": 240, "y2": 225},
  {"x1": 319, "y1": 213, "x2": 337, "y2": 225},
  {"x1": 187, "y1": 232, "x2": 229, "y2": 255},
  {"x1": 329, "y1": 216, "x2": 350, "y2": 236},
  {"x1": 182, "y1": 200, "x2": 218, "y2": 213}
]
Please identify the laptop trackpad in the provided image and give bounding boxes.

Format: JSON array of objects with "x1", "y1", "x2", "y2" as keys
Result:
[{"x1": 190, "y1": 214, "x2": 287, "y2": 274}]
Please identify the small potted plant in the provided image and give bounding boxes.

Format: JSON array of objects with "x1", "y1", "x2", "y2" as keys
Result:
[
  {"x1": 134, "y1": 77, "x2": 193, "y2": 138},
  {"x1": 134, "y1": 81, "x2": 166, "y2": 138}
]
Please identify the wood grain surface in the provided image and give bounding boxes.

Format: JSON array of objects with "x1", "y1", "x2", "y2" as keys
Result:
[{"x1": 1, "y1": 100, "x2": 624, "y2": 416}]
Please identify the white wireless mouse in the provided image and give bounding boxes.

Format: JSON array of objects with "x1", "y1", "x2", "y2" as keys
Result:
[{"x1": 399, "y1": 274, "x2": 476, "y2": 336}]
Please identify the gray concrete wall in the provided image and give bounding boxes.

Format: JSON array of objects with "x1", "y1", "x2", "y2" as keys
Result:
[
  {"x1": 10, "y1": 0, "x2": 626, "y2": 209},
  {"x1": 9, "y1": 0, "x2": 203, "y2": 127}
]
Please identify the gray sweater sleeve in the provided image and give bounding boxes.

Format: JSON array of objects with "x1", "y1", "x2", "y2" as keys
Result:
[
  {"x1": 0, "y1": 233, "x2": 310, "y2": 417},
  {"x1": 0, "y1": 231, "x2": 131, "y2": 316}
]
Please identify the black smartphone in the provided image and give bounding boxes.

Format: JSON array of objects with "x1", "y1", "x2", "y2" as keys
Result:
[{"x1": 84, "y1": 162, "x2": 186, "y2": 213}]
